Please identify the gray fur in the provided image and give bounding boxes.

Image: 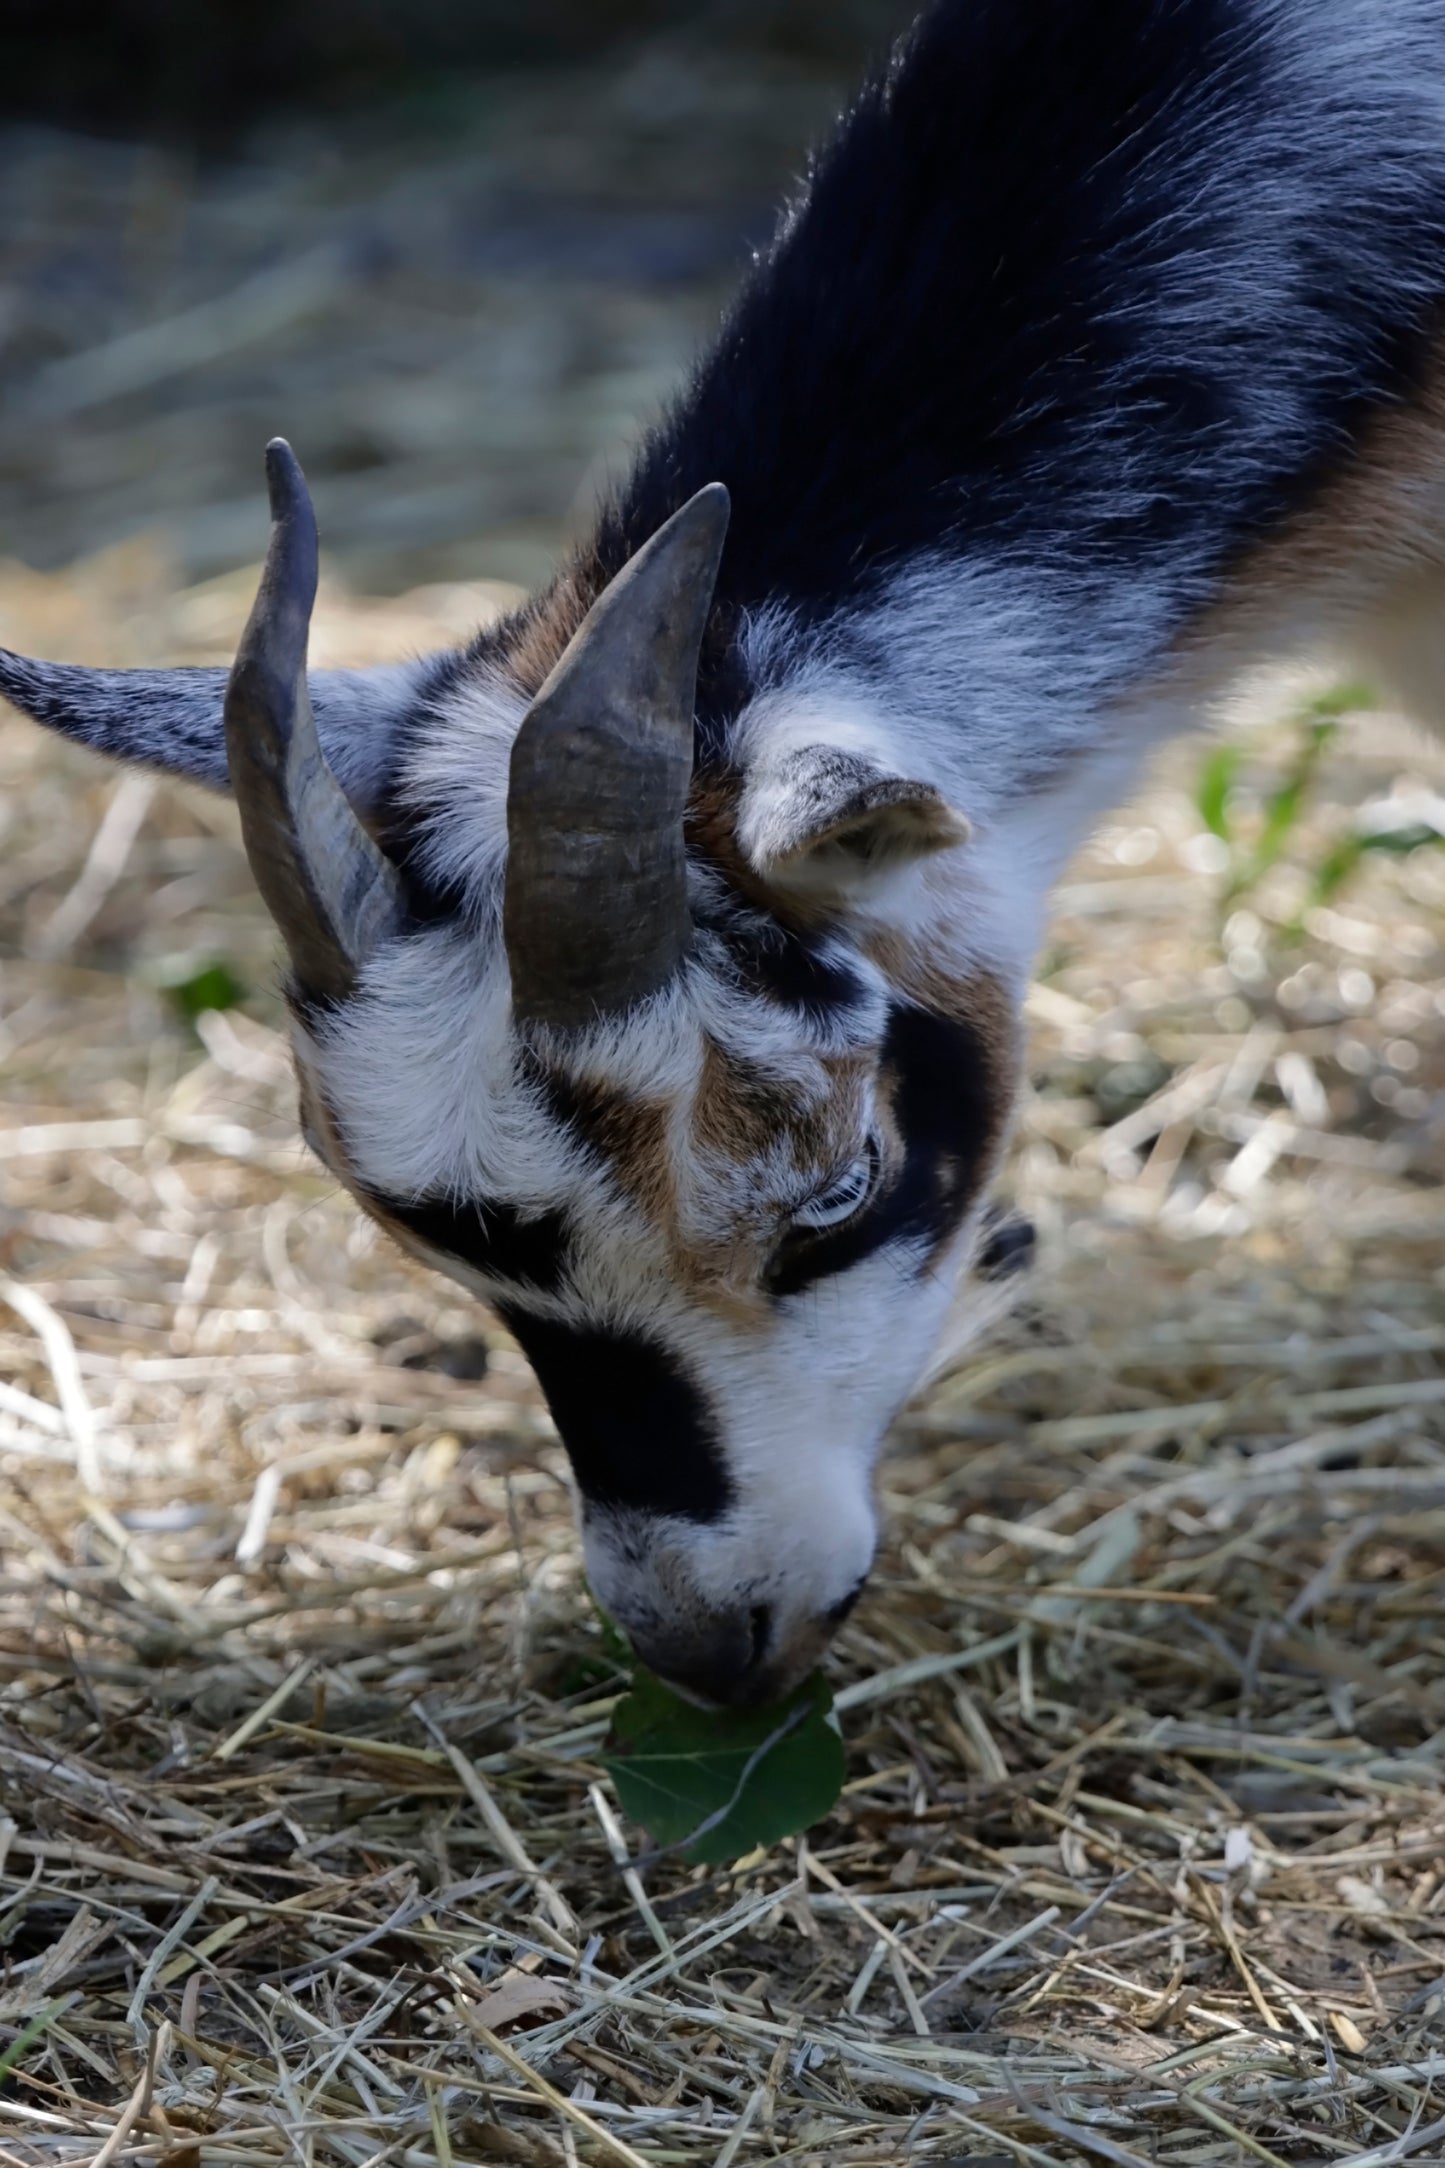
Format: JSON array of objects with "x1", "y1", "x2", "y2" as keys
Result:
[{"x1": 0, "y1": 651, "x2": 436, "y2": 818}]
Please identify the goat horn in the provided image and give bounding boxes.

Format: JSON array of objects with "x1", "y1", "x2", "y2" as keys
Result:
[
  {"x1": 224, "y1": 440, "x2": 405, "y2": 1005},
  {"x1": 504, "y1": 483, "x2": 730, "y2": 1027}
]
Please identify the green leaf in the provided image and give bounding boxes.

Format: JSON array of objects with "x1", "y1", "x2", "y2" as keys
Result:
[
  {"x1": 1248, "y1": 716, "x2": 1334, "y2": 873},
  {"x1": 1195, "y1": 745, "x2": 1240, "y2": 842},
  {"x1": 1354, "y1": 821, "x2": 1445, "y2": 858},
  {"x1": 1247, "y1": 773, "x2": 1310, "y2": 880},
  {"x1": 602, "y1": 1668, "x2": 845, "y2": 1865},
  {"x1": 590, "y1": 1603, "x2": 634, "y2": 1671},
  {"x1": 1308, "y1": 836, "x2": 1366, "y2": 908},
  {"x1": 164, "y1": 958, "x2": 246, "y2": 1021},
  {"x1": 1310, "y1": 823, "x2": 1445, "y2": 909},
  {"x1": 1226, "y1": 708, "x2": 1344, "y2": 899},
  {"x1": 1200, "y1": 683, "x2": 1388, "y2": 922},
  {"x1": 1301, "y1": 680, "x2": 1374, "y2": 720}
]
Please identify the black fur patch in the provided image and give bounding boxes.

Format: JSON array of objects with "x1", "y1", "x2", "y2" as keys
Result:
[
  {"x1": 496, "y1": 1308, "x2": 734, "y2": 1523},
  {"x1": 716, "y1": 915, "x2": 869, "y2": 1026},
  {"x1": 382, "y1": 1193, "x2": 570, "y2": 1296},
  {"x1": 578, "y1": 0, "x2": 1445, "y2": 753},
  {"x1": 766, "y1": 1001, "x2": 997, "y2": 1299}
]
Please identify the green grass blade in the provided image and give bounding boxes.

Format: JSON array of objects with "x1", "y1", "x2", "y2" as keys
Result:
[{"x1": 0, "y1": 1996, "x2": 72, "y2": 2085}]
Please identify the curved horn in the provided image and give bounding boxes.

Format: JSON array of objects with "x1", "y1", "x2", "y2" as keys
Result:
[
  {"x1": 224, "y1": 440, "x2": 405, "y2": 1005},
  {"x1": 504, "y1": 483, "x2": 730, "y2": 1028}
]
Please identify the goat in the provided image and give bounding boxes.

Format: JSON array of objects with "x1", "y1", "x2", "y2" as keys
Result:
[{"x1": 5, "y1": 0, "x2": 1445, "y2": 1708}]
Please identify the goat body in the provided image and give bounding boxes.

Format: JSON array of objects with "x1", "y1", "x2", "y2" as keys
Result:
[{"x1": 5, "y1": 0, "x2": 1445, "y2": 1704}]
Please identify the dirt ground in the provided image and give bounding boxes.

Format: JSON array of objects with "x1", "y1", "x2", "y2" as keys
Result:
[{"x1": 1, "y1": 59, "x2": 1445, "y2": 2168}]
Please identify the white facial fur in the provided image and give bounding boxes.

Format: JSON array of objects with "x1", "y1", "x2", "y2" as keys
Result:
[{"x1": 299, "y1": 760, "x2": 1016, "y2": 1700}]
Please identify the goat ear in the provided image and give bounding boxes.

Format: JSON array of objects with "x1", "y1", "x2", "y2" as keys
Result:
[
  {"x1": 736, "y1": 743, "x2": 970, "y2": 897},
  {"x1": 0, "y1": 650, "x2": 437, "y2": 818}
]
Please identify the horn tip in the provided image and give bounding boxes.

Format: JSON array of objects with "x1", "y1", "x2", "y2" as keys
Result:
[
  {"x1": 660, "y1": 479, "x2": 729, "y2": 572},
  {"x1": 263, "y1": 435, "x2": 304, "y2": 499},
  {"x1": 262, "y1": 438, "x2": 316, "y2": 549},
  {"x1": 690, "y1": 479, "x2": 731, "y2": 531}
]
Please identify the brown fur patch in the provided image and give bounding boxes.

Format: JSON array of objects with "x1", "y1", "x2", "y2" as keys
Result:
[
  {"x1": 674, "y1": 1040, "x2": 809, "y2": 1317},
  {"x1": 1160, "y1": 345, "x2": 1445, "y2": 711},
  {"x1": 864, "y1": 932, "x2": 1018, "y2": 1062},
  {"x1": 502, "y1": 565, "x2": 600, "y2": 699},
  {"x1": 691, "y1": 1035, "x2": 798, "y2": 1164},
  {"x1": 684, "y1": 761, "x2": 746, "y2": 875},
  {"x1": 692, "y1": 1036, "x2": 874, "y2": 1179},
  {"x1": 1259, "y1": 360, "x2": 1445, "y2": 594},
  {"x1": 600, "y1": 1033, "x2": 871, "y2": 1321},
  {"x1": 686, "y1": 762, "x2": 844, "y2": 936},
  {"x1": 527, "y1": 1048, "x2": 780, "y2": 1325},
  {"x1": 541, "y1": 1063, "x2": 677, "y2": 1225}
]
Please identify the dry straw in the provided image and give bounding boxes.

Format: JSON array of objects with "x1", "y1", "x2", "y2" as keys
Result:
[{"x1": 0, "y1": 551, "x2": 1442, "y2": 2164}]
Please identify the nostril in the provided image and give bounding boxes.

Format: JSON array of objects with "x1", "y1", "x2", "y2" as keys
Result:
[
  {"x1": 978, "y1": 1210, "x2": 1036, "y2": 1281},
  {"x1": 632, "y1": 1607, "x2": 776, "y2": 1708},
  {"x1": 824, "y1": 1573, "x2": 868, "y2": 1628}
]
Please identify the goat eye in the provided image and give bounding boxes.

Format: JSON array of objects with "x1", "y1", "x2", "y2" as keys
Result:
[{"x1": 792, "y1": 1141, "x2": 878, "y2": 1232}]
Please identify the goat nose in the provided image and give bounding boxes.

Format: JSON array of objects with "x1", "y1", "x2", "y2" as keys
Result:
[{"x1": 633, "y1": 1604, "x2": 774, "y2": 1711}]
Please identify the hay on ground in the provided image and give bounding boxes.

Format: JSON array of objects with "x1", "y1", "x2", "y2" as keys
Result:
[{"x1": 0, "y1": 551, "x2": 1443, "y2": 2166}]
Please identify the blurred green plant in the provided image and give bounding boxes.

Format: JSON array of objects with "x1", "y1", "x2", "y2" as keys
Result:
[
  {"x1": 159, "y1": 957, "x2": 247, "y2": 1025},
  {"x1": 1196, "y1": 682, "x2": 1445, "y2": 928},
  {"x1": 0, "y1": 1998, "x2": 69, "y2": 2086}
]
